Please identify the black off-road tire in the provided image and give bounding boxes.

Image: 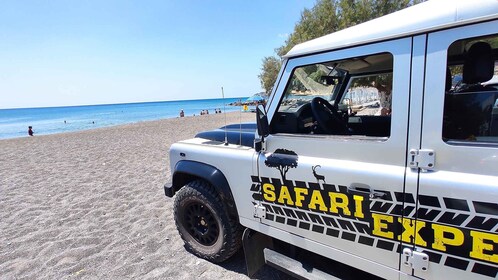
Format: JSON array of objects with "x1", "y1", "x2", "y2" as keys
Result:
[{"x1": 173, "y1": 180, "x2": 242, "y2": 263}]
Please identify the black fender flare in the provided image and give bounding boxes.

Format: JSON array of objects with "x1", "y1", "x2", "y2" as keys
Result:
[{"x1": 171, "y1": 160, "x2": 237, "y2": 215}]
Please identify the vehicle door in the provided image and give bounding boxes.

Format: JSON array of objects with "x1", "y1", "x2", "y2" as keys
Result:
[
  {"x1": 415, "y1": 20, "x2": 498, "y2": 279},
  {"x1": 252, "y1": 38, "x2": 413, "y2": 278}
]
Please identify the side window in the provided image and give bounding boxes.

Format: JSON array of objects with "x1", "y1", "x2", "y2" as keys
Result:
[
  {"x1": 271, "y1": 52, "x2": 393, "y2": 138},
  {"x1": 443, "y1": 34, "x2": 498, "y2": 144},
  {"x1": 342, "y1": 73, "x2": 393, "y2": 116}
]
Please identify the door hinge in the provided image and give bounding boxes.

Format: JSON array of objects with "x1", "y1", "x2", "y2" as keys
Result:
[
  {"x1": 254, "y1": 204, "x2": 266, "y2": 219},
  {"x1": 409, "y1": 149, "x2": 435, "y2": 171},
  {"x1": 403, "y1": 248, "x2": 429, "y2": 272}
]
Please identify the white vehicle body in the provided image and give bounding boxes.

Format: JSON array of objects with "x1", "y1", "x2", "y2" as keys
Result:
[{"x1": 166, "y1": 0, "x2": 498, "y2": 279}]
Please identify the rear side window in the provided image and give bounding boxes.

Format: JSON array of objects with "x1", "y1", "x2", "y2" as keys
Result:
[{"x1": 443, "y1": 34, "x2": 498, "y2": 144}]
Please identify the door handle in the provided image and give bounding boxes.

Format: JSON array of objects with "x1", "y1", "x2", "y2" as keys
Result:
[{"x1": 348, "y1": 183, "x2": 386, "y2": 199}]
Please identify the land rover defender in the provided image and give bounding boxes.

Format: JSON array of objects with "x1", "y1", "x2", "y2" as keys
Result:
[{"x1": 164, "y1": 1, "x2": 498, "y2": 278}]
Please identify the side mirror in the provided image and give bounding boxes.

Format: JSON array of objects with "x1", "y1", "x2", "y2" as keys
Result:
[
  {"x1": 256, "y1": 105, "x2": 269, "y2": 137},
  {"x1": 255, "y1": 105, "x2": 269, "y2": 152}
]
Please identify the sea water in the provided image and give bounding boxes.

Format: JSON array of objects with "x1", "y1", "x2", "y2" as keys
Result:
[{"x1": 0, "y1": 97, "x2": 247, "y2": 139}]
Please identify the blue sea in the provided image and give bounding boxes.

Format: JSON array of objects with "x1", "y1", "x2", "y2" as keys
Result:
[{"x1": 0, "y1": 97, "x2": 247, "y2": 139}]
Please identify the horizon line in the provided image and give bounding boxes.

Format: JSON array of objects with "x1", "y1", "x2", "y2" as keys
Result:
[{"x1": 0, "y1": 96, "x2": 249, "y2": 111}]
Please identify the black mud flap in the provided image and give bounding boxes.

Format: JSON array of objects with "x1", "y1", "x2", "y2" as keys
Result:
[
  {"x1": 164, "y1": 183, "x2": 174, "y2": 197},
  {"x1": 242, "y1": 228, "x2": 273, "y2": 277}
]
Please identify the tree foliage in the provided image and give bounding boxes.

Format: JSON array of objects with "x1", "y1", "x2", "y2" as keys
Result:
[
  {"x1": 276, "y1": 0, "x2": 340, "y2": 57},
  {"x1": 259, "y1": 0, "x2": 424, "y2": 94},
  {"x1": 258, "y1": 56, "x2": 281, "y2": 95}
]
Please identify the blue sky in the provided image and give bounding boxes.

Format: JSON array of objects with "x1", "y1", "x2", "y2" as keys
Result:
[{"x1": 0, "y1": 0, "x2": 315, "y2": 109}]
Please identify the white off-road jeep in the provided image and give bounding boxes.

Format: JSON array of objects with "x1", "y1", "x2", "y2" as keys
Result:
[{"x1": 165, "y1": 1, "x2": 498, "y2": 279}]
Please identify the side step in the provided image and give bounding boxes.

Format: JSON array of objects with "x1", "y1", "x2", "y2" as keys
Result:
[{"x1": 263, "y1": 248, "x2": 340, "y2": 280}]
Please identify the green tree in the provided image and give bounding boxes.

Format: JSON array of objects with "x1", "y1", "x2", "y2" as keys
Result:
[
  {"x1": 277, "y1": 0, "x2": 340, "y2": 57},
  {"x1": 260, "y1": 0, "x2": 423, "y2": 93},
  {"x1": 258, "y1": 56, "x2": 281, "y2": 95}
]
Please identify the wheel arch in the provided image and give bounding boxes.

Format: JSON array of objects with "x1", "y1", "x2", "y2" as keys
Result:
[{"x1": 172, "y1": 160, "x2": 238, "y2": 216}]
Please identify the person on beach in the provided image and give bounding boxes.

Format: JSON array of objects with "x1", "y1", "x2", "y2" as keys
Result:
[
  {"x1": 372, "y1": 78, "x2": 392, "y2": 116},
  {"x1": 179, "y1": 109, "x2": 185, "y2": 117},
  {"x1": 28, "y1": 126, "x2": 34, "y2": 136},
  {"x1": 378, "y1": 87, "x2": 392, "y2": 115}
]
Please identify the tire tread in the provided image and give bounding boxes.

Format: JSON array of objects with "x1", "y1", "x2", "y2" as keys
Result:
[{"x1": 173, "y1": 180, "x2": 242, "y2": 263}]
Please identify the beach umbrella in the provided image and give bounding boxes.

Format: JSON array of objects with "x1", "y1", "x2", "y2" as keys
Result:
[{"x1": 245, "y1": 94, "x2": 265, "y2": 103}]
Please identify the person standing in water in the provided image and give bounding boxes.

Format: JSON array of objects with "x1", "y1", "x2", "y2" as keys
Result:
[{"x1": 28, "y1": 126, "x2": 34, "y2": 136}]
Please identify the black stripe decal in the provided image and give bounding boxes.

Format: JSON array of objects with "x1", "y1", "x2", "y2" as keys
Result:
[
  {"x1": 419, "y1": 195, "x2": 440, "y2": 207},
  {"x1": 341, "y1": 232, "x2": 356, "y2": 242},
  {"x1": 472, "y1": 262, "x2": 498, "y2": 277},
  {"x1": 474, "y1": 201, "x2": 498, "y2": 215},
  {"x1": 444, "y1": 197, "x2": 470, "y2": 211},
  {"x1": 445, "y1": 257, "x2": 469, "y2": 270}
]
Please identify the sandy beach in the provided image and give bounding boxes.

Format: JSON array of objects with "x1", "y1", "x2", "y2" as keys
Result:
[{"x1": 0, "y1": 112, "x2": 288, "y2": 280}]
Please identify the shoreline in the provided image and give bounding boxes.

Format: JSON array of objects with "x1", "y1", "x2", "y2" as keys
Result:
[
  {"x1": 0, "y1": 111, "x2": 254, "y2": 141},
  {"x1": 0, "y1": 98, "x2": 247, "y2": 141},
  {"x1": 0, "y1": 111, "x2": 289, "y2": 279}
]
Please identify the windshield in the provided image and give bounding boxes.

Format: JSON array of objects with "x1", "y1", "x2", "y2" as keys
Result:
[{"x1": 278, "y1": 52, "x2": 393, "y2": 114}]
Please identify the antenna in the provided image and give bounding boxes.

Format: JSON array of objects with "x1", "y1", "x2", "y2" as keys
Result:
[{"x1": 221, "y1": 87, "x2": 228, "y2": 145}]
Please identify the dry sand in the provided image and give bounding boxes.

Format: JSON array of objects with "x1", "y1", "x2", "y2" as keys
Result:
[{"x1": 0, "y1": 112, "x2": 289, "y2": 280}]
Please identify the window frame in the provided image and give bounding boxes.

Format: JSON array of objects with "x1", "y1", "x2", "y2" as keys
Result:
[
  {"x1": 442, "y1": 33, "x2": 498, "y2": 147},
  {"x1": 270, "y1": 52, "x2": 395, "y2": 139}
]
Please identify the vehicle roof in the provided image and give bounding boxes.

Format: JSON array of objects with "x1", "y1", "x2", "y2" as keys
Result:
[{"x1": 285, "y1": 0, "x2": 498, "y2": 58}]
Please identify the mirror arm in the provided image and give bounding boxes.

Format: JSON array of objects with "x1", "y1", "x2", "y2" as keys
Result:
[{"x1": 254, "y1": 138, "x2": 263, "y2": 152}]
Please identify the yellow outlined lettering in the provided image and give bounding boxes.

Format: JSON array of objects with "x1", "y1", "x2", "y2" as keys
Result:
[
  {"x1": 470, "y1": 231, "x2": 498, "y2": 264},
  {"x1": 262, "y1": 183, "x2": 276, "y2": 202},
  {"x1": 329, "y1": 193, "x2": 351, "y2": 216},
  {"x1": 353, "y1": 195, "x2": 365, "y2": 219},
  {"x1": 432, "y1": 224, "x2": 464, "y2": 251},
  {"x1": 308, "y1": 190, "x2": 327, "y2": 211},
  {"x1": 294, "y1": 187, "x2": 308, "y2": 207},
  {"x1": 372, "y1": 213, "x2": 394, "y2": 239},
  {"x1": 277, "y1": 185, "x2": 294, "y2": 206},
  {"x1": 398, "y1": 217, "x2": 427, "y2": 247}
]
